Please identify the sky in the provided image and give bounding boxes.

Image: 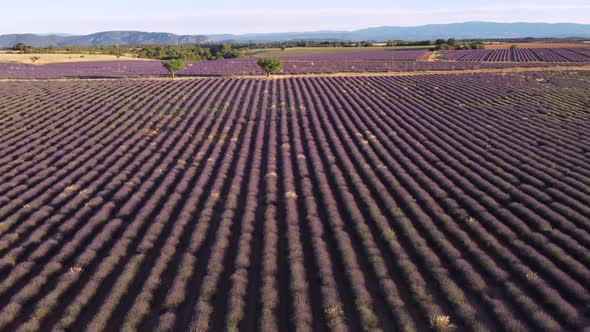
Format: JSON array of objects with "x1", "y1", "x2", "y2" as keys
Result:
[{"x1": 1, "y1": 0, "x2": 590, "y2": 35}]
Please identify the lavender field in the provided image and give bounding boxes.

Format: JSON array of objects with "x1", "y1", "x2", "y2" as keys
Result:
[
  {"x1": 443, "y1": 48, "x2": 590, "y2": 62},
  {"x1": 0, "y1": 58, "x2": 585, "y2": 79},
  {"x1": 0, "y1": 70, "x2": 589, "y2": 331},
  {"x1": 0, "y1": 50, "x2": 428, "y2": 79}
]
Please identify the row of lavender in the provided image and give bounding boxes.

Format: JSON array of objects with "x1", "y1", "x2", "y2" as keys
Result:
[
  {"x1": 443, "y1": 48, "x2": 590, "y2": 62},
  {"x1": 0, "y1": 58, "x2": 584, "y2": 78},
  {"x1": 0, "y1": 71, "x2": 589, "y2": 331}
]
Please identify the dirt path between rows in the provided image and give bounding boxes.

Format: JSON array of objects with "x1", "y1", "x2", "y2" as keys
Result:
[{"x1": 1, "y1": 65, "x2": 590, "y2": 82}]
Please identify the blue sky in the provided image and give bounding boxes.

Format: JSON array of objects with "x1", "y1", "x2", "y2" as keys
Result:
[{"x1": 2, "y1": 0, "x2": 589, "y2": 34}]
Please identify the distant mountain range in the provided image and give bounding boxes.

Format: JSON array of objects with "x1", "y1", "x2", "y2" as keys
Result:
[
  {"x1": 0, "y1": 31, "x2": 208, "y2": 48},
  {"x1": 213, "y1": 22, "x2": 590, "y2": 42},
  {"x1": 2, "y1": 22, "x2": 590, "y2": 47}
]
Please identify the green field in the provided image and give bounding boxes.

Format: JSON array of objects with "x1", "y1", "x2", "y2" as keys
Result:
[{"x1": 245, "y1": 45, "x2": 431, "y2": 57}]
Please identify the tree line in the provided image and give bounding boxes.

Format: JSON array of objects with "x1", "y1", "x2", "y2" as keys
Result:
[
  {"x1": 8, "y1": 39, "x2": 486, "y2": 59},
  {"x1": 8, "y1": 43, "x2": 243, "y2": 61},
  {"x1": 433, "y1": 39, "x2": 485, "y2": 50}
]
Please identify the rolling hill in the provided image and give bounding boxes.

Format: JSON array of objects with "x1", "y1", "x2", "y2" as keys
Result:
[
  {"x1": 1, "y1": 22, "x2": 590, "y2": 47},
  {"x1": 0, "y1": 31, "x2": 209, "y2": 48}
]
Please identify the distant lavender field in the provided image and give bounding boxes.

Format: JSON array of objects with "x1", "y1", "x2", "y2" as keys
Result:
[
  {"x1": 273, "y1": 50, "x2": 428, "y2": 61},
  {"x1": 0, "y1": 61, "x2": 168, "y2": 79},
  {"x1": 443, "y1": 48, "x2": 590, "y2": 62},
  {"x1": 0, "y1": 49, "x2": 585, "y2": 79}
]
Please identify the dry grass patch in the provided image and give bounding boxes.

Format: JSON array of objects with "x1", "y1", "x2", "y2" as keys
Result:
[
  {"x1": 324, "y1": 304, "x2": 345, "y2": 321},
  {"x1": 430, "y1": 315, "x2": 456, "y2": 332},
  {"x1": 68, "y1": 266, "x2": 83, "y2": 273},
  {"x1": 0, "y1": 53, "x2": 145, "y2": 64}
]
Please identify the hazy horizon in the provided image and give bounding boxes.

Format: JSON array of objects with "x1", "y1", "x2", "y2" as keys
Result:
[
  {"x1": 2, "y1": 1, "x2": 590, "y2": 35},
  {"x1": 10, "y1": 21, "x2": 589, "y2": 38}
]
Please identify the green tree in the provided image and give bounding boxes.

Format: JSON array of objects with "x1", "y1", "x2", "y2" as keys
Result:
[
  {"x1": 211, "y1": 43, "x2": 241, "y2": 59},
  {"x1": 470, "y1": 42, "x2": 485, "y2": 49},
  {"x1": 162, "y1": 59, "x2": 185, "y2": 79},
  {"x1": 257, "y1": 58, "x2": 283, "y2": 77},
  {"x1": 510, "y1": 44, "x2": 518, "y2": 49},
  {"x1": 13, "y1": 43, "x2": 31, "y2": 53},
  {"x1": 435, "y1": 43, "x2": 454, "y2": 51}
]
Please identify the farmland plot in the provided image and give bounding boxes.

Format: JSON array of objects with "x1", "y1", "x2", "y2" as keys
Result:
[
  {"x1": 0, "y1": 70, "x2": 589, "y2": 331},
  {"x1": 1, "y1": 56, "x2": 587, "y2": 79},
  {"x1": 443, "y1": 48, "x2": 590, "y2": 62}
]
